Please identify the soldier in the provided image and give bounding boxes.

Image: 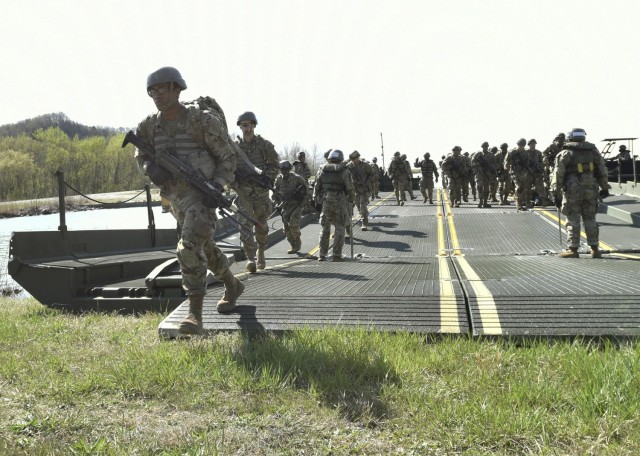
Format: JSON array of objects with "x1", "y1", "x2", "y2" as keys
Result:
[
  {"x1": 272, "y1": 160, "x2": 307, "y2": 254},
  {"x1": 552, "y1": 128, "x2": 611, "y2": 258},
  {"x1": 313, "y1": 150, "x2": 355, "y2": 261},
  {"x1": 402, "y1": 154, "x2": 417, "y2": 200},
  {"x1": 388, "y1": 151, "x2": 409, "y2": 205},
  {"x1": 235, "y1": 111, "x2": 280, "y2": 272},
  {"x1": 505, "y1": 138, "x2": 535, "y2": 210},
  {"x1": 527, "y1": 139, "x2": 547, "y2": 206},
  {"x1": 439, "y1": 155, "x2": 448, "y2": 189},
  {"x1": 135, "y1": 66, "x2": 244, "y2": 334},
  {"x1": 543, "y1": 133, "x2": 565, "y2": 201},
  {"x1": 461, "y1": 152, "x2": 475, "y2": 202},
  {"x1": 471, "y1": 142, "x2": 498, "y2": 208},
  {"x1": 370, "y1": 157, "x2": 381, "y2": 198},
  {"x1": 292, "y1": 151, "x2": 313, "y2": 213},
  {"x1": 496, "y1": 142, "x2": 512, "y2": 205},
  {"x1": 441, "y1": 146, "x2": 466, "y2": 207},
  {"x1": 346, "y1": 151, "x2": 375, "y2": 230},
  {"x1": 417, "y1": 152, "x2": 439, "y2": 204},
  {"x1": 489, "y1": 146, "x2": 500, "y2": 202},
  {"x1": 616, "y1": 145, "x2": 631, "y2": 161}
]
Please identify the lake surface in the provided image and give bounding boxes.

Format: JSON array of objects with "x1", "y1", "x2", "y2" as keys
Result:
[{"x1": 0, "y1": 206, "x2": 177, "y2": 294}]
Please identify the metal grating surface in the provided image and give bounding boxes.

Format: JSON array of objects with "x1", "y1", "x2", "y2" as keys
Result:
[
  {"x1": 457, "y1": 256, "x2": 640, "y2": 336},
  {"x1": 451, "y1": 211, "x2": 559, "y2": 256},
  {"x1": 159, "y1": 257, "x2": 468, "y2": 337}
]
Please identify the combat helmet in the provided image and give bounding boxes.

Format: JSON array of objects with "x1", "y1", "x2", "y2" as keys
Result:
[
  {"x1": 349, "y1": 150, "x2": 360, "y2": 160},
  {"x1": 279, "y1": 160, "x2": 292, "y2": 170},
  {"x1": 237, "y1": 111, "x2": 258, "y2": 126},
  {"x1": 328, "y1": 150, "x2": 344, "y2": 162},
  {"x1": 424, "y1": 152, "x2": 430, "y2": 158},
  {"x1": 146, "y1": 66, "x2": 187, "y2": 91},
  {"x1": 567, "y1": 128, "x2": 586, "y2": 141}
]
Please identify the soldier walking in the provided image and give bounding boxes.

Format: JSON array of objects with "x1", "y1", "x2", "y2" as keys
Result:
[
  {"x1": 543, "y1": 133, "x2": 565, "y2": 203},
  {"x1": 462, "y1": 152, "x2": 475, "y2": 202},
  {"x1": 496, "y1": 143, "x2": 512, "y2": 205},
  {"x1": 471, "y1": 142, "x2": 498, "y2": 208},
  {"x1": 235, "y1": 111, "x2": 280, "y2": 272},
  {"x1": 505, "y1": 138, "x2": 535, "y2": 210},
  {"x1": 313, "y1": 150, "x2": 355, "y2": 261},
  {"x1": 370, "y1": 157, "x2": 381, "y2": 198},
  {"x1": 272, "y1": 160, "x2": 307, "y2": 254},
  {"x1": 388, "y1": 151, "x2": 409, "y2": 205},
  {"x1": 417, "y1": 152, "x2": 439, "y2": 204},
  {"x1": 552, "y1": 128, "x2": 611, "y2": 258},
  {"x1": 346, "y1": 151, "x2": 375, "y2": 230},
  {"x1": 402, "y1": 154, "x2": 417, "y2": 200},
  {"x1": 135, "y1": 66, "x2": 244, "y2": 334},
  {"x1": 441, "y1": 146, "x2": 467, "y2": 207}
]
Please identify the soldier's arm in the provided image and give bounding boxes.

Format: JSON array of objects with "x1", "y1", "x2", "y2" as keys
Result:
[{"x1": 263, "y1": 139, "x2": 280, "y2": 181}]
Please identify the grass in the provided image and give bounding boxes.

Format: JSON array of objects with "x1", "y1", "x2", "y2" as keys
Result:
[{"x1": 1, "y1": 298, "x2": 639, "y2": 455}]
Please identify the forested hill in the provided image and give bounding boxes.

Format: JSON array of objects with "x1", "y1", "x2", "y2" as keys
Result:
[{"x1": 0, "y1": 113, "x2": 124, "y2": 139}]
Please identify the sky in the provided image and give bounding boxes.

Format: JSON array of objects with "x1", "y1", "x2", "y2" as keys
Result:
[{"x1": 2, "y1": 0, "x2": 639, "y2": 167}]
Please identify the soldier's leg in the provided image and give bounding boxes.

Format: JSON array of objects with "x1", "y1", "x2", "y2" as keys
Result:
[
  {"x1": 176, "y1": 203, "x2": 211, "y2": 333},
  {"x1": 427, "y1": 181, "x2": 434, "y2": 204},
  {"x1": 333, "y1": 224, "x2": 345, "y2": 259},
  {"x1": 393, "y1": 179, "x2": 401, "y2": 205},
  {"x1": 419, "y1": 178, "x2": 427, "y2": 203},
  {"x1": 288, "y1": 206, "x2": 303, "y2": 252},
  {"x1": 318, "y1": 215, "x2": 331, "y2": 260},
  {"x1": 253, "y1": 194, "x2": 272, "y2": 270}
]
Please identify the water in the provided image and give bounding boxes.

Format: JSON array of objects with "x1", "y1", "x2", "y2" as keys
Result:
[{"x1": 0, "y1": 207, "x2": 177, "y2": 294}]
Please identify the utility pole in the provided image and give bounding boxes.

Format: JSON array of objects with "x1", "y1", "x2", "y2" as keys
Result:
[{"x1": 380, "y1": 132, "x2": 385, "y2": 171}]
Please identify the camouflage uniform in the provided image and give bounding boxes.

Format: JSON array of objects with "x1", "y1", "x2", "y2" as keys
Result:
[
  {"x1": 527, "y1": 139, "x2": 547, "y2": 205},
  {"x1": 461, "y1": 152, "x2": 475, "y2": 202},
  {"x1": 542, "y1": 134, "x2": 565, "y2": 202},
  {"x1": 489, "y1": 147, "x2": 500, "y2": 202},
  {"x1": 505, "y1": 139, "x2": 535, "y2": 210},
  {"x1": 439, "y1": 155, "x2": 448, "y2": 189},
  {"x1": 388, "y1": 153, "x2": 409, "y2": 205},
  {"x1": 292, "y1": 154, "x2": 313, "y2": 212},
  {"x1": 552, "y1": 134, "x2": 610, "y2": 257},
  {"x1": 495, "y1": 143, "x2": 512, "y2": 205},
  {"x1": 272, "y1": 168, "x2": 307, "y2": 253},
  {"x1": 417, "y1": 154, "x2": 439, "y2": 204},
  {"x1": 136, "y1": 68, "x2": 247, "y2": 337},
  {"x1": 235, "y1": 134, "x2": 279, "y2": 269},
  {"x1": 346, "y1": 152, "x2": 375, "y2": 230},
  {"x1": 313, "y1": 156, "x2": 355, "y2": 261},
  {"x1": 370, "y1": 159, "x2": 381, "y2": 198},
  {"x1": 471, "y1": 147, "x2": 498, "y2": 208},
  {"x1": 403, "y1": 156, "x2": 417, "y2": 200},
  {"x1": 441, "y1": 147, "x2": 467, "y2": 207}
]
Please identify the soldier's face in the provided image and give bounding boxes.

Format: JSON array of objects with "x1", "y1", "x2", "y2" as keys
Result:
[
  {"x1": 239, "y1": 121, "x2": 256, "y2": 135},
  {"x1": 148, "y1": 83, "x2": 180, "y2": 112}
]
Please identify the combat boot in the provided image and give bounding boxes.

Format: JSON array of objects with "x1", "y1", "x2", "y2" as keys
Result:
[
  {"x1": 361, "y1": 216, "x2": 369, "y2": 231},
  {"x1": 256, "y1": 245, "x2": 266, "y2": 270},
  {"x1": 217, "y1": 270, "x2": 245, "y2": 312},
  {"x1": 559, "y1": 247, "x2": 579, "y2": 258},
  {"x1": 179, "y1": 294, "x2": 204, "y2": 335},
  {"x1": 590, "y1": 245, "x2": 602, "y2": 259},
  {"x1": 423, "y1": 193, "x2": 427, "y2": 203},
  {"x1": 245, "y1": 260, "x2": 257, "y2": 273}
]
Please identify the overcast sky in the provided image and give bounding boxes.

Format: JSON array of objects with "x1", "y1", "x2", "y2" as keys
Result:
[{"x1": 2, "y1": 0, "x2": 638, "y2": 165}]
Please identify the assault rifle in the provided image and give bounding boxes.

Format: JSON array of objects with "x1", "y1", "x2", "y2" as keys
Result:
[
  {"x1": 270, "y1": 184, "x2": 306, "y2": 218},
  {"x1": 235, "y1": 168, "x2": 272, "y2": 190},
  {"x1": 122, "y1": 130, "x2": 262, "y2": 232}
]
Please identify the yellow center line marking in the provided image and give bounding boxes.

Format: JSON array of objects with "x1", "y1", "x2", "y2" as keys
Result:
[
  {"x1": 456, "y1": 257, "x2": 503, "y2": 335},
  {"x1": 436, "y1": 189, "x2": 461, "y2": 333},
  {"x1": 442, "y1": 189, "x2": 501, "y2": 335}
]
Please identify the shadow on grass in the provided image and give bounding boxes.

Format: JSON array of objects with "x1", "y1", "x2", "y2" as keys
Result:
[{"x1": 233, "y1": 329, "x2": 400, "y2": 426}]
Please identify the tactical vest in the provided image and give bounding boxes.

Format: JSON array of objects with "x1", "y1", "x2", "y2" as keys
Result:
[
  {"x1": 563, "y1": 143, "x2": 597, "y2": 175},
  {"x1": 420, "y1": 159, "x2": 437, "y2": 176},
  {"x1": 151, "y1": 118, "x2": 216, "y2": 180},
  {"x1": 319, "y1": 163, "x2": 347, "y2": 193}
]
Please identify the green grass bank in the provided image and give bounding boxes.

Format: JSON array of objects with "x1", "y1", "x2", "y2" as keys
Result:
[{"x1": 1, "y1": 298, "x2": 638, "y2": 455}]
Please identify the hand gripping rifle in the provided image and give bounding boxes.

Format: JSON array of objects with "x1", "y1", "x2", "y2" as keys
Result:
[
  {"x1": 269, "y1": 184, "x2": 306, "y2": 218},
  {"x1": 122, "y1": 130, "x2": 262, "y2": 232}
]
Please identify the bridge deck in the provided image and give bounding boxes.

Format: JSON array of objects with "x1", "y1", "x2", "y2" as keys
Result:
[{"x1": 159, "y1": 190, "x2": 640, "y2": 338}]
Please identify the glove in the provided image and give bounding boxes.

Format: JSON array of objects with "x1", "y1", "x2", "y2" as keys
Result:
[
  {"x1": 202, "y1": 182, "x2": 225, "y2": 208},
  {"x1": 143, "y1": 161, "x2": 172, "y2": 186},
  {"x1": 599, "y1": 188, "x2": 610, "y2": 199}
]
